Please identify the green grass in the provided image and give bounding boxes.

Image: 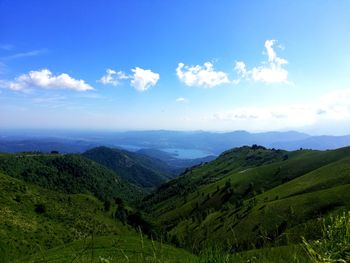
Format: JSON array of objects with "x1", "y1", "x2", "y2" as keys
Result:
[
  {"x1": 229, "y1": 245, "x2": 310, "y2": 263},
  {"x1": 2, "y1": 145, "x2": 350, "y2": 262},
  {"x1": 0, "y1": 172, "x2": 126, "y2": 258},
  {"x1": 142, "y1": 146, "x2": 350, "y2": 253},
  {"x1": 0, "y1": 172, "x2": 196, "y2": 262},
  {"x1": 303, "y1": 211, "x2": 350, "y2": 262},
  {"x1": 18, "y1": 235, "x2": 197, "y2": 263}
]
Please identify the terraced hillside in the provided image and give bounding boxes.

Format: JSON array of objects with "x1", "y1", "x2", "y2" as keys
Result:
[{"x1": 142, "y1": 146, "x2": 350, "y2": 253}]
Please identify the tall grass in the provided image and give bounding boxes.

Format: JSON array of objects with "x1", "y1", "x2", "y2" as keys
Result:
[{"x1": 303, "y1": 211, "x2": 350, "y2": 262}]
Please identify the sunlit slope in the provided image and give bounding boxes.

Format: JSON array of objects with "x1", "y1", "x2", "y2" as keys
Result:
[
  {"x1": 18, "y1": 235, "x2": 196, "y2": 263},
  {"x1": 0, "y1": 172, "x2": 128, "y2": 258},
  {"x1": 0, "y1": 172, "x2": 196, "y2": 262},
  {"x1": 142, "y1": 146, "x2": 350, "y2": 251}
]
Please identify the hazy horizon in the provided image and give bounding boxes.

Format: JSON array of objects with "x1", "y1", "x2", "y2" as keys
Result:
[{"x1": 0, "y1": 127, "x2": 350, "y2": 138}]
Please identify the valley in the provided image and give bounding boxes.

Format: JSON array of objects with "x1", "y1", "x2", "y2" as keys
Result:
[{"x1": 0, "y1": 143, "x2": 349, "y2": 262}]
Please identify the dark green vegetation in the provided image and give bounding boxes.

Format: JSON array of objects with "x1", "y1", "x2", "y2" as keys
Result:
[
  {"x1": 0, "y1": 153, "x2": 195, "y2": 262},
  {"x1": 0, "y1": 152, "x2": 143, "y2": 203},
  {"x1": 1, "y1": 144, "x2": 350, "y2": 262},
  {"x1": 83, "y1": 146, "x2": 175, "y2": 189},
  {"x1": 142, "y1": 145, "x2": 350, "y2": 259}
]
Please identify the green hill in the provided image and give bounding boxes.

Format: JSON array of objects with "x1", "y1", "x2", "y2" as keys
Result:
[
  {"x1": 83, "y1": 146, "x2": 175, "y2": 190},
  {"x1": 1, "y1": 145, "x2": 350, "y2": 262},
  {"x1": 0, "y1": 171, "x2": 196, "y2": 262},
  {"x1": 142, "y1": 146, "x2": 350, "y2": 254},
  {"x1": 0, "y1": 152, "x2": 143, "y2": 204}
]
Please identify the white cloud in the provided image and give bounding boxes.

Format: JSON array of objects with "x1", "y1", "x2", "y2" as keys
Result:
[
  {"x1": 234, "y1": 40, "x2": 289, "y2": 84},
  {"x1": 176, "y1": 97, "x2": 189, "y2": 103},
  {"x1": 0, "y1": 69, "x2": 93, "y2": 91},
  {"x1": 99, "y1": 68, "x2": 129, "y2": 86},
  {"x1": 98, "y1": 67, "x2": 160, "y2": 91},
  {"x1": 176, "y1": 62, "x2": 229, "y2": 88},
  {"x1": 212, "y1": 88, "x2": 350, "y2": 131},
  {"x1": 130, "y1": 67, "x2": 160, "y2": 92}
]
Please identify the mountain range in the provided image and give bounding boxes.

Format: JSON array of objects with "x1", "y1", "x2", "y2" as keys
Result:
[{"x1": 1, "y1": 130, "x2": 350, "y2": 157}]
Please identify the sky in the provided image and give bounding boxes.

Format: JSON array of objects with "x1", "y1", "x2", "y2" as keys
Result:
[{"x1": 0, "y1": 0, "x2": 350, "y2": 135}]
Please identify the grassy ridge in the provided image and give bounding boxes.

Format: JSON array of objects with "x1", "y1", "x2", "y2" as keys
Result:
[{"x1": 142, "y1": 146, "x2": 350, "y2": 253}]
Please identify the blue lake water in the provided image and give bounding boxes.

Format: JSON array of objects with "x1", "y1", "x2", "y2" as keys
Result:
[{"x1": 161, "y1": 148, "x2": 213, "y2": 159}]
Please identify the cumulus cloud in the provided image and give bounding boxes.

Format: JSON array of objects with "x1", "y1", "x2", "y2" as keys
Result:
[
  {"x1": 98, "y1": 67, "x2": 160, "y2": 92},
  {"x1": 234, "y1": 40, "x2": 289, "y2": 84},
  {"x1": 176, "y1": 97, "x2": 189, "y2": 103},
  {"x1": 130, "y1": 67, "x2": 160, "y2": 92},
  {"x1": 99, "y1": 68, "x2": 129, "y2": 86},
  {"x1": 212, "y1": 88, "x2": 350, "y2": 130},
  {"x1": 176, "y1": 62, "x2": 229, "y2": 88},
  {"x1": 0, "y1": 69, "x2": 93, "y2": 91}
]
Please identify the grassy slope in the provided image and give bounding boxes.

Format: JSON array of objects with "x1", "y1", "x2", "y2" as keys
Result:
[
  {"x1": 20, "y1": 235, "x2": 196, "y2": 263},
  {"x1": 0, "y1": 152, "x2": 143, "y2": 203},
  {"x1": 83, "y1": 146, "x2": 174, "y2": 190},
  {"x1": 143, "y1": 146, "x2": 350, "y2": 252},
  {"x1": 0, "y1": 172, "x2": 196, "y2": 262}
]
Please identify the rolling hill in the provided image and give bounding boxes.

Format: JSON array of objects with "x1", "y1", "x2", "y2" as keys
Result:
[
  {"x1": 0, "y1": 144, "x2": 349, "y2": 262},
  {"x1": 82, "y1": 146, "x2": 175, "y2": 189},
  {"x1": 0, "y1": 172, "x2": 195, "y2": 262},
  {"x1": 142, "y1": 145, "x2": 350, "y2": 253},
  {"x1": 0, "y1": 152, "x2": 143, "y2": 203}
]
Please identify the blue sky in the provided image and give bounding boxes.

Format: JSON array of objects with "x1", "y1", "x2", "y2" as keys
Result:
[{"x1": 0, "y1": 0, "x2": 350, "y2": 134}]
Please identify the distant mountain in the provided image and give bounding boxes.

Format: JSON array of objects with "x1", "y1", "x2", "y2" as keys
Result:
[
  {"x1": 271, "y1": 134, "x2": 350, "y2": 150},
  {"x1": 0, "y1": 138, "x2": 98, "y2": 153},
  {"x1": 137, "y1": 148, "x2": 216, "y2": 173},
  {"x1": 2, "y1": 130, "x2": 350, "y2": 157},
  {"x1": 103, "y1": 130, "x2": 312, "y2": 154},
  {"x1": 82, "y1": 146, "x2": 175, "y2": 189}
]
